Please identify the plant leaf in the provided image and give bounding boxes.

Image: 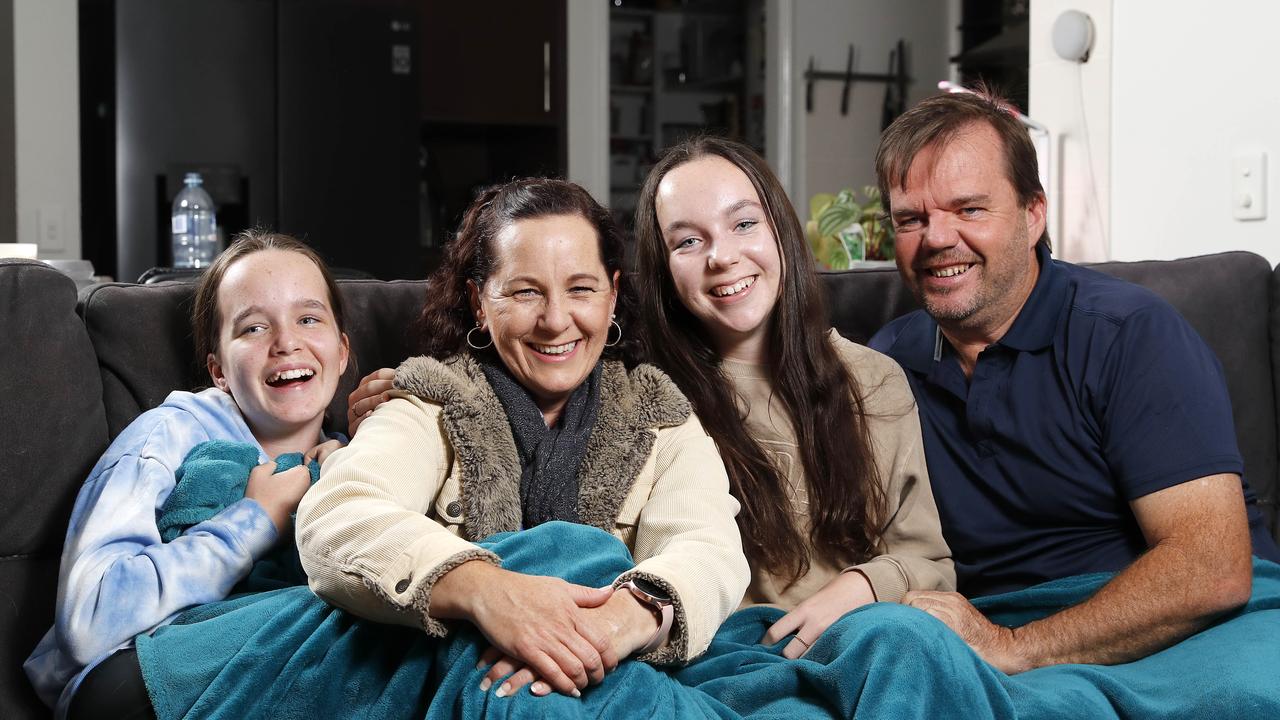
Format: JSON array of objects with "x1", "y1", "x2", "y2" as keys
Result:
[
  {"x1": 817, "y1": 205, "x2": 860, "y2": 239},
  {"x1": 809, "y1": 193, "x2": 835, "y2": 219}
]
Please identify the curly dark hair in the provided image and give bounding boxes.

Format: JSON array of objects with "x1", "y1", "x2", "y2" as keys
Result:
[{"x1": 415, "y1": 177, "x2": 641, "y2": 366}]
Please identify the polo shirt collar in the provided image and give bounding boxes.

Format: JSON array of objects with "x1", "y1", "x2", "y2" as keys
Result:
[
  {"x1": 885, "y1": 309, "x2": 941, "y2": 375},
  {"x1": 886, "y1": 243, "x2": 1063, "y2": 372},
  {"x1": 996, "y1": 243, "x2": 1064, "y2": 352}
]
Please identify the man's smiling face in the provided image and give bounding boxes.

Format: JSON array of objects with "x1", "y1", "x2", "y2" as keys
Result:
[{"x1": 889, "y1": 121, "x2": 1046, "y2": 337}]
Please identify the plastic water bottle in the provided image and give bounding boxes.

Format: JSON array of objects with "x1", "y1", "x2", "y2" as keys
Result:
[{"x1": 171, "y1": 173, "x2": 218, "y2": 268}]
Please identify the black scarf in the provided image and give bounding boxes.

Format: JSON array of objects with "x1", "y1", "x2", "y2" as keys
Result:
[{"x1": 481, "y1": 360, "x2": 602, "y2": 529}]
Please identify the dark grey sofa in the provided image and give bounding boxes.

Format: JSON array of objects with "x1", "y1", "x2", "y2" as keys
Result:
[{"x1": 1, "y1": 251, "x2": 1276, "y2": 718}]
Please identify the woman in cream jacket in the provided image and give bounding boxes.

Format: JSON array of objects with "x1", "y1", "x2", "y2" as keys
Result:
[{"x1": 297, "y1": 178, "x2": 749, "y2": 701}]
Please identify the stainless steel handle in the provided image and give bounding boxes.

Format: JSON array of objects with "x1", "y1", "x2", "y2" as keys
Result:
[{"x1": 543, "y1": 41, "x2": 551, "y2": 113}]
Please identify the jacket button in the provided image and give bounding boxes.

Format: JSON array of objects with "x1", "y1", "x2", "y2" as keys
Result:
[
  {"x1": 446, "y1": 501, "x2": 461, "y2": 518},
  {"x1": 395, "y1": 579, "x2": 410, "y2": 593}
]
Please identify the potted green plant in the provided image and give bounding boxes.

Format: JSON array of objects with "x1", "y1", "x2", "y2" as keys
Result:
[{"x1": 806, "y1": 186, "x2": 894, "y2": 269}]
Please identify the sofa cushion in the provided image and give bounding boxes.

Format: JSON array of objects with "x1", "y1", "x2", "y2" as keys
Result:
[
  {"x1": 0, "y1": 260, "x2": 109, "y2": 719},
  {"x1": 1268, "y1": 266, "x2": 1280, "y2": 533},
  {"x1": 819, "y1": 264, "x2": 919, "y2": 344},
  {"x1": 79, "y1": 278, "x2": 429, "y2": 440},
  {"x1": 1094, "y1": 252, "x2": 1276, "y2": 539},
  {"x1": 79, "y1": 281, "x2": 203, "y2": 438},
  {"x1": 329, "y1": 278, "x2": 429, "y2": 432}
]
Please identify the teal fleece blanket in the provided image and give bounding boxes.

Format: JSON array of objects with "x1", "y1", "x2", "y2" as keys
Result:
[
  {"x1": 138, "y1": 444, "x2": 1280, "y2": 719},
  {"x1": 157, "y1": 440, "x2": 320, "y2": 592}
]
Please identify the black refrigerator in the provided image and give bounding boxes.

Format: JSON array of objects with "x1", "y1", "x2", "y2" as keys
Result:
[{"x1": 81, "y1": 0, "x2": 423, "y2": 282}]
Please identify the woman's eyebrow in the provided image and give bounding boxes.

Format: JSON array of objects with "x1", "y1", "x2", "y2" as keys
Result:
[
  {"x1": 663, "y1": 199, "x2": 761, "y2": 235},
  {"x1": 663, "y1": 218, "x2": 699, "y2": 235},
  {"x1": 501, "y1": 274, "x2": 542, "y2": 287},
  {"x1": 723, "y1": 199, "x2": 762, "y2": 216}
]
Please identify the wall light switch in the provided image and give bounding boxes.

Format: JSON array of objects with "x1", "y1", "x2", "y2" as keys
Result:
[
  {"x1": 37, "y1": 204, "x2": 65, "y2": 251},
  {"x1": 1232, "y1": 152, "x2": 1267, "y2": 221}
]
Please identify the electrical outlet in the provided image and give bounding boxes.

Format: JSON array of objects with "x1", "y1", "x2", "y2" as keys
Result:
[
  {"x1": 37, "y1": 204, "x2": 64, "y2": 251},
  {"x1": 1232, "y1": 153, "x2": 1267, "y2": 221}
]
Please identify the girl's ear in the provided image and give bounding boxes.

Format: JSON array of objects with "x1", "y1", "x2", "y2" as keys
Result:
[
  {"x1": 338, "y1": 332, "x2": 351, "y2": 376},
  {"x1": 207, "y1": 353, "x2": 230, "y2": 393}
]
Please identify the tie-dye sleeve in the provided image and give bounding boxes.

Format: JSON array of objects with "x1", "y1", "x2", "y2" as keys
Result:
[{"x1": 55, "y1": 452, "x2": 278, "y2": 666}]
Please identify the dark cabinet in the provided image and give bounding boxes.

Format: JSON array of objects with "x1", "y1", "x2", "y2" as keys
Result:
[
  {"x1": 416, "y1": 0, "x2": 567, "y2": 250},
  {"x1": 81, "y1": 0, "x2": 424, "y2": 282},
  {"x1": 952, "y1": 0, "x2": 1029, "y2": 111},
  {"x1": 277, "y1": 0, "x2": 422, "y2": 279},
  {"x1": 420, "y1": 0, "x2": 565, "y2": 126}
]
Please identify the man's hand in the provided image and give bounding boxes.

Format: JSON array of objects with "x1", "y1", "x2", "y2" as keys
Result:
[
  {"x1": 346, "y1": 368, "x2": 396, "y2": 435},
  {"x1": 904, "y1": 474, "x2": 1253, "y2": 673},
  {"x1": 244, "y1": 461, "x2": 312, "y2": 535},
  {"x1": 903, "y1": 590, "x2": 1027, "y2": 674},
  {"x1": 761, "y1": 570, "x2": 877, "y2": 658}
]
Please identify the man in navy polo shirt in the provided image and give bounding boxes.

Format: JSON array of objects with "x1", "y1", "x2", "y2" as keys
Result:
[{"x1": 868, "y1": 90, "x2": 1280, "y2": 674}]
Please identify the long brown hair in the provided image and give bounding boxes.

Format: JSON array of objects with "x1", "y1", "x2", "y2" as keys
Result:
[
  {"x1": 634, "y1": 136, "x2": 886, "y2": 582},
  {"x1": 415, "y1": 177, "x2": 641, "y2": 365}
]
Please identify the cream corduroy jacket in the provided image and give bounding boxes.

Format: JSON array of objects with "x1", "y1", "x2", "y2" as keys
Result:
[{"x1": 296, "y1": 354, "x2": 750, "y2": 664}]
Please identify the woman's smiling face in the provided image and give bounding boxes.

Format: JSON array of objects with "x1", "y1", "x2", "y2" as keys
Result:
[
  {"x1": 655, "y1": 155, "x2": 782, "y2": 363},
  {"x1": 472, "y1": 213, "x2": 618, "y2": 424}
]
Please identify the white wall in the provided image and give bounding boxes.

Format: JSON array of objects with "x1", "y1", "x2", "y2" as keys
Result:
[
  {"x1": 12, "y1": 0, "x2": 79, "y2": 260},
  {"x1": 566, "y1": 1, "x2": 608, "y2": 203},
  {"x1": 1029, "y1": 0, "x2": 1112, "y2": 263},
  {"x1": 791, "y1": 0, "x2": 954, "y2": 220},
  {"x1": 0, "y1": 0, "x2": 14, "y2": 244},
  {"x1": 764, "y1": 0, "x2": 796, "y2": 197},
  {"x1": 570, "y1": 1, "x2": 955, "y2": 220},
  {"x1": 1032, "y1": 0, "x2": 1280, "y2": 265}
]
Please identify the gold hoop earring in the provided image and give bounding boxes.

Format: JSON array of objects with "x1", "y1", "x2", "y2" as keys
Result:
[{"x1": 466, "y1": 323, "x2": 493, "y2": 350}]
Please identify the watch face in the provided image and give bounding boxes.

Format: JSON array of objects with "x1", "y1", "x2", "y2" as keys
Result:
[{"x1": 630, "y1": 577, "x2": 671, "y2": 603}]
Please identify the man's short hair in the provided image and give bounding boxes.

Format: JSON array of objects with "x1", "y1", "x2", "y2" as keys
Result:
[{"x1": 875, "y1": 88, "x2": 1051, "y2": 249}]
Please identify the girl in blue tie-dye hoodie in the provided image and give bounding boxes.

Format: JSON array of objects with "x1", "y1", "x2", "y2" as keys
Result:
[{"x1": 25, "y1": 231, "x2": 351, "y2": 718}]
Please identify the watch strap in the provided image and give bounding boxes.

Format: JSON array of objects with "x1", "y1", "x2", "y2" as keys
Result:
[{"x1": 622, "y1": 579, "x2": 674, "y2": 655}]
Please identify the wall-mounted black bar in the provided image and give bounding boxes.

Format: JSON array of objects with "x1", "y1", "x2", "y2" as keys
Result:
[{"x1": 805, "y1": 40, "x2": 909, "y2": 116}]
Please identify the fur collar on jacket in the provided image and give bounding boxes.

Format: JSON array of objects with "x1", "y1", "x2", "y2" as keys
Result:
[{"x1": 394, "y1": 353, "x2": 691, "y2": 540}]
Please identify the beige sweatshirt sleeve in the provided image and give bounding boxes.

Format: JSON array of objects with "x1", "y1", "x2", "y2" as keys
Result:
[
  {"x1": 617, "y1": 412, "x2": 751, "y2": 665},
  {"x1": 296, "y1": 395, "x2": 500, "y2": 635},
  {"x1": 836, "y1": 337, "x2": 955, "y2": 602}
]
